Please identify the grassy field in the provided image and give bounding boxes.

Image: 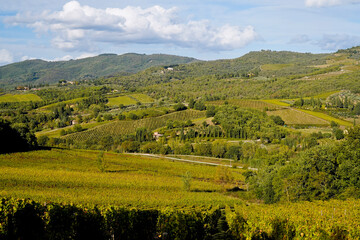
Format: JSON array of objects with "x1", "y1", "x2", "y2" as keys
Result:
[
  {"x1": 130, "y1": 93, "x2": 154, "y2": 103},
  {"x1": 262, "y1": 99, "x2": 291, "y2": 107},
  {"x1": 298, "y1": 109, "x2": 353, "y2": 127},
  {"x1": 261, "y1": 63, "x2": 293, "y2": 70},
  {"x1": 262, "y1": 96, "x2": 353, "y2": 127},
  {"x1": 0, "y1": 149, "x2": 244, "y2": 207},
  {"x1": 208, "y1": 99, "x2": 282, "y2": 110},
  {"x1": 107, "y1": 95, "x2": 138, "y2": 106},
  {"x1": 312, "y1": 90, "x2": 342, "y2": 99},
  {"x1": 0, "y1": 93, "x2": 42, "y2": 102},
  {"x1": 267, "y1": 109, "x2": 329, "y2": 125}
]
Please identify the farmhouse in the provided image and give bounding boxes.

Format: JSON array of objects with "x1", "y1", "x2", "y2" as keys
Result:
[{"x1": 153, "y1": 132, "x2": 163, "y2": 140}]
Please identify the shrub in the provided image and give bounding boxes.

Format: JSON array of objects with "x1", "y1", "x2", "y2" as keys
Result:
[
  {"x1": 270, "y1": 115, "x2": 285, "y2": 126},
  {"x1": 174, "y1": 103, "x2": 187, "y2": 111},
  {"x1": 37, "y1": 135, "x2": 49, "y2": 146},
  {"x1": 334, "y1": 128, "x2": 345, "y2": 140},
  {"x1": 121, "y1": 141, "x2": 140, "y2": 152},
  {"x1": 157, "y1": 210, "x2": 205, "y2": 240},
  {"x1": 330, "y1": 226, "x2": 348, "y2": 240},
  {"x1": 182, "y1": 171, "x2": 192, "y2": 192},
  {"x1": 194, "y1": 101, "x2": 206, "y2": 111},
  {"x1": 128, "y1": 113, "x2": 139, "y2": 120},
  {"x1": 103, "y1": 114, "x2": 113, "y2": 121},
  {"x1": 47, "y1": 204, "x2": 79, "y2": 239},
  {"x1": 270, "y1": 218, "x2": 296, "y2": 240}
]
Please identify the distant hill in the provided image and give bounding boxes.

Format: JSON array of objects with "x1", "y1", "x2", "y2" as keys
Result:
[
  {"x1": 102, "y1": 48, "x2": 360, "y2": 99},
  {"x1": 0, "y1": 53, "x2": 198, "y2": 88},
  {"x1": 105, "y1": 50, "x2": 330, "y2": 88}
]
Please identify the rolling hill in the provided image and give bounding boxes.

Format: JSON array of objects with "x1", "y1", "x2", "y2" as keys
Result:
[
  {"x1": 0, "y1": 53, "x2": 198, "y2": 88},
  {"x1": 104, "y1": 50, "x2": 331, "y2": 89},
  {"x1": 101, "y1": 48, "x2": 360, "y2": 100}
]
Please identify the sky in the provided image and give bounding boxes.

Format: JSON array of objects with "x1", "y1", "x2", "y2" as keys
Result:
[{"x1": 1, "y1": 0, "x2": 360, "y2": 65}]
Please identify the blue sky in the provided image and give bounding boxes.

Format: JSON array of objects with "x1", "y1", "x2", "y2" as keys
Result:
[{"x1": 1, "y1": 0, "x2": 360, "y2": 65}]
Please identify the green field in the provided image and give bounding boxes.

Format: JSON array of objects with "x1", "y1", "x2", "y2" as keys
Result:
[
  {"x1": 107, "y1": 95, "x2": 138, "y2": 106},
  {"x1": 261, "y1": 63, "x2": 293, "y2": 70},
  {"x1": 262, "y1": 99, "x2": 291, "y2": 107},
  {"x1": 0, "y1": 149, "x2": 244, "y2": 207},
  {"x1": 0, "y1": 93, "x2": 42, "y2": 102},
  {"x1": 262, "y1": 97, "x2": 353, "y2": 127},
  {"x1": 267, "y1": 108, "x2": 329, "y2": 125},
  {"x1": 130, "y1": 93, "x2": 154, "y2": 103},
  {"x1": 299, "y1": 109, "x2": 353, "y2": 127},
  {"x1": 208, "y1": 99, "x2": 282, "y2": 110},
  {"x1": 312, "y1": 90, "x2": 342, "y2": 99}
]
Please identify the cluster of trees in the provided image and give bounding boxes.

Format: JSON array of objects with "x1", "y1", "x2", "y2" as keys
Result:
[
  {"x1": 0, "y1": 87, "x2": 114, "y2": 135},
  {"x1": 292, "y1": 97, "x2": 322, "y2": 109},
  {"x1": 0, "y1": 119, "x2": 37, "y2": 153},
  {"x1": 327, "y1": 95, "x2": 352, "y2": 109},
  {"x1": 212, "y1": 106, "x2": 287, "y2": 142},
  {"x1": 247, "y1": 126, "x2": 360, "y2": 203}
]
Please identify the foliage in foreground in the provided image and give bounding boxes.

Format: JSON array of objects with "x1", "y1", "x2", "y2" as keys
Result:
[
  {"x1": 0, "y1": 198, "x2": 359, "y2": 240},
  {"x1": 0, "y1": 119, "x2": 37, "y2": 154},
  {"x1": 247, "y1": 125, "x2": 360, "y2": 203}
]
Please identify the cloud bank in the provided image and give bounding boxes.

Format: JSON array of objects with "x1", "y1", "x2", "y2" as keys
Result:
[
  {"x1": 305, "y1": 0, "x2": 360, "y2": 7},
  {"x1": 317, "y1": 34, "x2": 360, "y2": 50},
  {"x1": 5, "y1": 1, "x2": 258, "y2": 52},
  {"x1": 289, "y1": 34, "x2": 311, "y2": 44},
  {"x1": 0, "y1": 49, "x2": 14, "y2": 65}
]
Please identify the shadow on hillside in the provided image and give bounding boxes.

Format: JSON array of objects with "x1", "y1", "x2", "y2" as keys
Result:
[
  {"x1": 191, "y1": 189, "x2": 216, "y2": 193},
  {"x1": 226, "y1": 186, "x2": 245, "y2": 192},
  {"x1": 105, "y1": 169, "x2": 138, "y2": 173}
]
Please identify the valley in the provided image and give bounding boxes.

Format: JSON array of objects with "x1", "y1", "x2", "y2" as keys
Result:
[{"x1": 2, "y1": 47, "x2": 360, "y2": 239}]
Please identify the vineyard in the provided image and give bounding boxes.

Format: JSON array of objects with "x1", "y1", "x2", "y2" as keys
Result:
[
  {"x1": 2, "y1": 197, "x2": 360, "y2": 239},
  {"x1": 63, "y1": 110, "x2": 205, "y2": 143},
  {"x1": 38, "y1": 97, "x2": 86, "y2": 111},
  {"x1": 0, "y1": 148, "x2": 244, "y2": 206},
  {"x1": 3, "y1": 148, "x2": 360, "y2": 239},
  {"x1": 230, "y1": 199, "x2": 360, "y2": 239},
  {"x1": 267, "y1": 108, "x2": 329, "y2": 125}
]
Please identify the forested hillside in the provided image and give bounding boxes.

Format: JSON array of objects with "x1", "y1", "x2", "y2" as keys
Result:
[{"x1": 0, "y1": 53, "x2": 197, "y2": 88}]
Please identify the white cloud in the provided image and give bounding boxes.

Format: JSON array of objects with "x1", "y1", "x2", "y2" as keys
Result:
[
  {"x1": 76, "y1": 53, "x2": 97, "y2": 59},
  {"x1": 289, "y1": 34, "x2": 311, "y2": 44},
  {"x1": 0, "y1": 49, "x2": 14, "y2": 64},
  {"x1": 53, "y1": 55, "x2": 73, "y2": 61},
  {"x1": 21, "y1": 56, "x2": 33, "y2": 61},
  {"x1": 5, "y1": 1, "x2": 258, "y2": 52},
  {"x1": 305, "y1": 0, "x2": 360, "y2": 7},
  {"x1": 316, "y1": 34, "x2": 360, "y2": 50}
]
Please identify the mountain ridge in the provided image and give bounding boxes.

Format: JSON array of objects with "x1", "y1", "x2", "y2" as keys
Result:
[{"x1": 0, "y1": 53, "x2": 198, "y2": 88}]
